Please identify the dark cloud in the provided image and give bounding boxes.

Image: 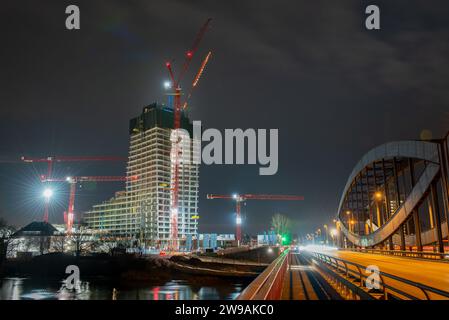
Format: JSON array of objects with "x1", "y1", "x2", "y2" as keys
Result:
[{"x1": 0, "y1": 0, "x2": 448, "y2": 235}]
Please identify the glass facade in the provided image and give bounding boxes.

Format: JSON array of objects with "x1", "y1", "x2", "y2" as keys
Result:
[{"x1": 84, "y1": 104, "x2": 199, "y2": 249}]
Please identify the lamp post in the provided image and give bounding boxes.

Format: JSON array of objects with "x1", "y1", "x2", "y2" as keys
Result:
[
  {"x1": 350, "y1": 219, "x2": 355, "y2": 235},
  {"x1": 330, "y1": 228, "x2": 338, "y2": 246},
  {"x1": 374, "y1": 191, "x2": 383, "y2": 227},
  {"x1": 334, "y1": 218, "x2": 345, "y2": 248},
  {"x1": 346, "y1": 210, "x2": 354, "y2": 232},
  {"x1": 323, "y1": 224, "x2": 329, "y2": 245},
  {"x1": 42, "y1": 188, "x2": 53, "y2": 223}
]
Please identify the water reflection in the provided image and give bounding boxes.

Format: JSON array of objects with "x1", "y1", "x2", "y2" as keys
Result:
[{"x1": 0, "y1": 277, "x2": 245, "y2": 300}]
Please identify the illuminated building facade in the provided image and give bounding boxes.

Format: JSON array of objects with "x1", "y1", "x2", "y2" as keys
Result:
[{"x1": 84, "y1": 103, "x2": 199, "y2": 249}]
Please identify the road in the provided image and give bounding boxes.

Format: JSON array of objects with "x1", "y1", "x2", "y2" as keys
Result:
[
  {"x1": 281, "y1": 252, "x2": 341, "y2": 300},
  {"x1": 311, "y1": 249, "x2": 449, "y2": 299}
]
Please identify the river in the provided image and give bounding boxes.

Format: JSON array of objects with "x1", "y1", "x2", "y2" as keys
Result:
[{"x1": 0, "y1": 277, "x2": 247, "y2": 300}]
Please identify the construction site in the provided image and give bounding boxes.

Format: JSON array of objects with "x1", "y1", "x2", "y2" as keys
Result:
[
  {"x1": 9, "y1": 19, "x2": 303, "y2": 256},
  {"x1": 3, "y1": 0, "x2": 449, "y2": 307}
]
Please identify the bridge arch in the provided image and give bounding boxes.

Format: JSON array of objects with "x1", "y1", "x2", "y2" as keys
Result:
[{"x1": 336, "y1": 133, "x2": 449, "y2": 252}]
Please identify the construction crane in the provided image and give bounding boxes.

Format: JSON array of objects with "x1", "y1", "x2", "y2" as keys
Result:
[
  {"x1": 21, "y1": 156, "x2": 128, "y2": 181},
  {"x1": 43, "y1": 175, "x2": 137, "y2": 234},
  {"x1": 182, "y1": 51, "x2": 213, "y2": 110},
  {"x1": 207, "y1": 194, "x2": 305, "y2": 246},
  {"x1": 165, "y1": 18, "x2": 212, "y2": 251},
  {"x1": 21, "y1": 155, "x2": 128, "y2": 222}
]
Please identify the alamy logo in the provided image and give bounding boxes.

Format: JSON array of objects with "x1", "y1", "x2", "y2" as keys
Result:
[
  {"x1": 64, "y1": 265, "x2": 81, "y2": 290},
  {"x1": 365, "y1": 5, "x2": 380, "y2": 30},
  {"x1": 365, "y1": 265, "x2": 381, "y2": 290},
  {"x1": 171, "y1": 120, "x2": 279, "y2": 175},
  {"x1": 65, "y1": 5, "x2": 80, "y2": 30}
]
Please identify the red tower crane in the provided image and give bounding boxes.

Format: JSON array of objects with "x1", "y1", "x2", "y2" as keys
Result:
[
  {"x1": 165, "y1": 18, "x2": 212, "y2": 251},
  {"x1": 21, "y1": 155, "x2": 128, "y2": 222},
  {"x1": 206, "y1": 194, "x2": 305, "y2": 246},
  {"x1": 21, "y1": 156, "x2": 128, "y2": 181},
  {"x1": 43, "y1": 175, "x2": 137, "y2": 234}
]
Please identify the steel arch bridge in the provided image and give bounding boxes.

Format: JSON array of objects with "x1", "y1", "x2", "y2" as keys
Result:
[{"x1": 336, "y1": 132, "x2": 449, "y2": 252}]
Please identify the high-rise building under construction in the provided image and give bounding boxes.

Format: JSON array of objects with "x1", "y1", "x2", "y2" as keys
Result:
[{"x1": 84, "y1": 103, "x2": 199, "y2": 249}]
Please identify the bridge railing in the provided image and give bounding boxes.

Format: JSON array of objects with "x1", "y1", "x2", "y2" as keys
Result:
[
  {"x1": 310, "y1": 251, "x2": 449, "y2": 300},
  {"x1": 237, "y1": 248, "x2": 289, "y2": 300},
  {"x1": 344, "y1": 247, "x2": 449, "y2": 260}
]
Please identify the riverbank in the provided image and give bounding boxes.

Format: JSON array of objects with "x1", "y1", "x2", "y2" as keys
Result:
[
  {"x1": 0, "y1": 252, "x2": 265, "y2": 282},
  {"x1": 0, "y1": 253, "x2": 261, "y2": 300}
]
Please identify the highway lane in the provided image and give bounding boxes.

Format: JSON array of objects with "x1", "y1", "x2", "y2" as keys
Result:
[{"x1": 311, "y1": 249, "x2": 449, "y2": 299}]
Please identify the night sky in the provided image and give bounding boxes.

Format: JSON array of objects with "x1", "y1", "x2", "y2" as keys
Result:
[{"x1": 0, "y1": 0, "x2": 448, "y2": 236}]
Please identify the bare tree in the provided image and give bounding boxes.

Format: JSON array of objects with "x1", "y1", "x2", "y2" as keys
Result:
[
  {"x1": 50, "y1": 235, "x2": 67, "y2": 253},
  {"x1": 96, "y1": 233, "x2": 118, "y2": 254},
  {"x1": 67, "y1": 226, "x2": 98, "y2": 257},
  {"x1": 271, "y1": 213, "x2": 291, "y2": 237},
  {"x1": 0, "y1": 218, "x2": 16, "y2": 263}
]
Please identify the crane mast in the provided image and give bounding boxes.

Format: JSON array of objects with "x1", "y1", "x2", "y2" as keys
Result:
[
  {"x1": 165, "y1": 19, "x2": 212, "y2": 251},
  {"x1": 207, "y1": 193, "x2": 304, "y2": 246}
]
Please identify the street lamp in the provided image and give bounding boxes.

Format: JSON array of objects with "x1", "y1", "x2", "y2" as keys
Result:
[
  {"x1": 323, "y1": 224, "x2": 329, "y2": 245},
  {"x1": 346, "y1": 210, "x2": 354, "y2": 232},
  {"x1": 374, "y1": 191, "x2": 383, "y2": 227},
  {"x1": 374, "y1": 191, "x2": 383, "y2": 201},
  {"x1": 330, "y1": 228, "x2": 338, "y2": 246},
  {"x1": 330, "y1": 228, "x2": 338, "y2": 237}
]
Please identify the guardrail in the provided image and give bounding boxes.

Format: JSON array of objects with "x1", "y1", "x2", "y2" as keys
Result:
[
  {"x1": 237, "y1": 248, "x2": 289, "y2": 300},
  {"x1": 344, "y1": 247, "x2": 449, "y2": 260},
  {"x1": 309, "y1": 251, "x2": 449, "y2": 300}
]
